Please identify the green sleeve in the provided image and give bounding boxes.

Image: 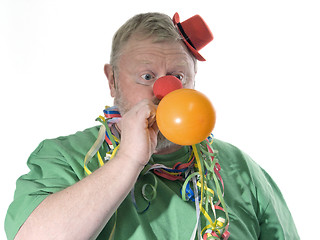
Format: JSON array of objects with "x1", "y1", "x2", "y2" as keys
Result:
[
  {"x1": 257, "y1": 168, "x2": 300, "y2": 239},
  {"x1": 4, "y1": 138, "x2": 83, "y2": 240}
]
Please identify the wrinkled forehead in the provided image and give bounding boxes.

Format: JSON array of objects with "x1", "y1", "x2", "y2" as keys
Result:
[
  {"x1": 133, "y1": 53, "x2": 192, "y2": 69},
  {"x1": 119, "y1": 36, "x2": 195, "y2": 69}
]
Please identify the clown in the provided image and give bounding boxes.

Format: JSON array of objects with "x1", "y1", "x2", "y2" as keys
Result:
[{"x1": 6, "y1": 12, "x2": 299, "y2": 240}]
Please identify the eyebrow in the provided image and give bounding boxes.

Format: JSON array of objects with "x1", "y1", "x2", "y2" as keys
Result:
[{"x1": 174, "y1": 60, "x2": 189, "y2": 67}]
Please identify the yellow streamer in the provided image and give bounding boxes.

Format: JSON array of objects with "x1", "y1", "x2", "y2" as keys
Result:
[
  {"x1": 192, "y1": 144, "x2": 204, "y2": 211},
  {"x1": 84, "y1": 165, "x2": 92, "y2": 175},
  {"x1": 110, "y1": 145, "x2": 119, "y2": 160},
  {"x1": 196, "y1": 181, "x2": 215, "y2": 198},
  {"x1": 97, "y1": 151, "x2": 104, "y2": 167},
  {"x1": 98, "y1": 115, "x2": 106, "y2": 122},
  {"x1": 201, "y1": 207, "x2": 216, "y2": 230}
]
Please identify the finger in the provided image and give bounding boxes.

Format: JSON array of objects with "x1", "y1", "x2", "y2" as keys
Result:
[
  {"x1": 134, "y1": 99, "x2": 156, "y2": 127},
  {"x1": 150, "y1": 120, "x2": 159, "y2": 134},
  {"x1": 147, "y1": 107, "x2": 157, "y2": 128}
]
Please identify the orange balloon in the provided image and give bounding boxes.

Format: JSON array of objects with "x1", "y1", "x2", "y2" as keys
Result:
[{"x1": 156, "y1": 89, "x2": 216, "y2": 145}]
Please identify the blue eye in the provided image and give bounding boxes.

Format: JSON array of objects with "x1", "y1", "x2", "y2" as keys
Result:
[{"x1": 141, "y1": 73, "x2": 155, "y2": 81}]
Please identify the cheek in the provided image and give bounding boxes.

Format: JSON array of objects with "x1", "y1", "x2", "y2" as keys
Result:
[
  {"x1": 184, "y1": 79, "x2": 195, "y2": 89},
  {"x1": 118, "y1": 83, "x2": 155, "y2": 106}
]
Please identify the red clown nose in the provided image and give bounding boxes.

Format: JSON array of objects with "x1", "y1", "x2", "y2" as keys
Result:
[{"x1": 153, "y1": 76, "x2": 183, "y2": 100}]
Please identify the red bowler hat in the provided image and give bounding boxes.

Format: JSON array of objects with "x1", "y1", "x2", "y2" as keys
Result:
[{"x1": 173, "y1": 12, "x2": 214, "y2": 61}]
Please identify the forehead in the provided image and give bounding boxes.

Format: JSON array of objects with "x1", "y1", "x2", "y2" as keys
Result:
[{"x1": 119, "y1": 36, "x2": 194, "y2": 68}]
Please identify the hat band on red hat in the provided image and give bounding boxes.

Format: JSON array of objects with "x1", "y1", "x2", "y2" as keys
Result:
[{"x1": 177, "y1": 22, "x2": 197, "y2": 50}]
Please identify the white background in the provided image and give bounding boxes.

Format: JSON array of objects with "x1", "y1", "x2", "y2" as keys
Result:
[{"x1": 1, "y1": 0, "x2": 319, "y2": 239}]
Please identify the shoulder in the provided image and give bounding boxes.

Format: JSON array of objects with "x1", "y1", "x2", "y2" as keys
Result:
[
  {"x1": 211, "y1": 138, "x2": 283, "y2": 213},
  {"x1": 31, "y1": 125, "x2": 101, "y2": 158},
  {"x1": 211, "y1": 138, "x2": 260, "y2": 172},
  {"x1": 209, "y1": 139, "x2": 300, "y2": 239},
  {"x1": 26, "y1": 125, "x2": 102, "y2": 180},
  {"x1": 210, "y1": 138, "x2": 275, "y2": 207},
  {"x1": 211, "y1": 138, "x2": 277, "y2": 198},
  {"x1": 211, "y1": 138, "x2": 264, "y2": 178}
]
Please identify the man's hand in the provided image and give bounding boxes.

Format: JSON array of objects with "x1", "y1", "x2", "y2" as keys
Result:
[{"x1": 117, "y1": 99, "x2": 159, "y2": 168}]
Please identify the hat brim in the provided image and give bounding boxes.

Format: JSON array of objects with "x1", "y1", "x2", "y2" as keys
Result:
[
  {"x1": 183, "y1": 39, "x2": 206, "y2": 61},
  {"x1": 173, "y1": 12, "x2": 180, "y2": 25},
  {"x1": 173, "y1": 12, "x2": 206, "y2": 61}
]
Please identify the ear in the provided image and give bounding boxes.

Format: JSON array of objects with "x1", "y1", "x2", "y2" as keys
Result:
[{"x1": 104, "y1": 64, "x2": 116, "y2": 97}]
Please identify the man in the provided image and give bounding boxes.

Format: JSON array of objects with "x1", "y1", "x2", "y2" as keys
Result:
[{"x1": 5, "y1": 12, "x2": 299, "y2": 239}]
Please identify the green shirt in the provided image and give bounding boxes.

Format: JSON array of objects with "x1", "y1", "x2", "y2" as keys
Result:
[{"x1": 5, "y1": 126, "x2": 300, "y2": 239}]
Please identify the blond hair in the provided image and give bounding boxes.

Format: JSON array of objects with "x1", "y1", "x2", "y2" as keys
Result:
[{"x1": 109, "y1": 12, "x2": 197, "y2": 73}]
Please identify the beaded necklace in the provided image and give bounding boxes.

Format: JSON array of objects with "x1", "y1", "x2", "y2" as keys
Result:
[{"x1": 84, "y1": 106, "x2": 230, "y2": 240}]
